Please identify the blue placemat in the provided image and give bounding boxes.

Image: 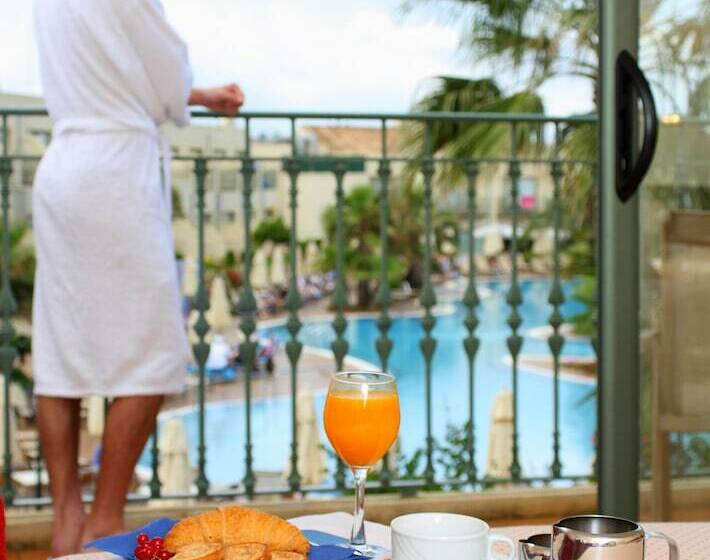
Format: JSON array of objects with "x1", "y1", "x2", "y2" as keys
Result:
[{"x1": 85, "y1": 520, "x2": 365, "y2": 560}]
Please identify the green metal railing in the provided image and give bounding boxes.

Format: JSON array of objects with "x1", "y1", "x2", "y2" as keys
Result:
[{"x1": 1, "y1": 107, "x2": 605, "y2": 506}]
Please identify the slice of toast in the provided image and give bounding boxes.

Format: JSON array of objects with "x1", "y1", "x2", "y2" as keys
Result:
[
  {"x1": 223, "y1": 544, "x2": 268, "y2": 560},
  {"x1": 172, "y1": 543, "x2": 224, "y2": 560}
]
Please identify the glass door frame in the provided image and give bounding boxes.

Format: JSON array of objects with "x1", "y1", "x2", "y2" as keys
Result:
[{"x1": 598, "y1": 0, "x2": 642, "y2": 519}]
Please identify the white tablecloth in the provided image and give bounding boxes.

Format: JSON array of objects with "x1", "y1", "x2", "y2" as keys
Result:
[{"x1": 62, "y1": 513, "x2": 710, "y2": 560}]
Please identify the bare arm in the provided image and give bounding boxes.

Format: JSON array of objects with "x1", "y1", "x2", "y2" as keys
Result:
[{"x1": 189, "y1": 83, "x2": 245, "y2": 116}]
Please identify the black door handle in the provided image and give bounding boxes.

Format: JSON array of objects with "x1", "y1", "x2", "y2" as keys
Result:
[{"x1": 615, "y1": 49, "x2": 659, "y2": 203}]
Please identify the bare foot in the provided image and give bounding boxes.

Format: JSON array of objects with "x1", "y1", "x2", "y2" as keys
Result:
[{"x1": 51, "y1": 504, "x2": 88, "y2": 557}]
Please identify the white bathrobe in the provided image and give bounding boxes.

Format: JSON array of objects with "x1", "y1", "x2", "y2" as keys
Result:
[{"x1": 32, "y1": 0, "x2": 192, "y2": 397}]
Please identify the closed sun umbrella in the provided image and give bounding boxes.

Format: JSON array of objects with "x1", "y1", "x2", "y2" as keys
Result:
[
  {"x1": 207, "y1": 276, "x2": 233, "y2": 333},
  {"x1": 305, "y1": 242, "x2": 320, "y2": 275},
  {"x1": 86, "y1": 395, "x2": 105, "y2": 438},
  {"x1": 285, "y1": 391, "x2": 327, "y2": 486},
  {"x1": 483, "y1": 232, "x2": 505, "y2": 257},
  {"x1": 486, "y1": 390, "x2": 514, "y2": 479},
  {"x1": 182, "y1": 255, "x2": 199, "y2": 298},
  {"x1": 271, "y1": 245, "x2": 288, "y2": 286},
  {"x1": 250, "y1": 248, "x2": 269, "y2": 288},
  {"x1": 158, "y1": 418, "x2": 192, "y2": 495},
  {"x1": 187, "y1": 309, "x2": 199, "y2": 346}
]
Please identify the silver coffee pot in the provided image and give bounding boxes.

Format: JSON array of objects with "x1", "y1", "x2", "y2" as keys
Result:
[
  {"x1": 519, "y1": 533, "x2": 552, "y2": 560},
  {"x1": 518, "y1": 515, "x2": 678, "y2": 560}
]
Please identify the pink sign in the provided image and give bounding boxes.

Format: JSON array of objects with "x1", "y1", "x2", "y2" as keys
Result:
[{"x1": 520, "y1": 195, "x2": 536, "y2": 209}]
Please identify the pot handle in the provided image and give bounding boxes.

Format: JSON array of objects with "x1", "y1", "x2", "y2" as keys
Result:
[
  {"x1": 645, "y1": 530, "x2": 679, "y2": 560},
  {"x1": 489, "y1": 533, "x2": 516, "y2": 560}
]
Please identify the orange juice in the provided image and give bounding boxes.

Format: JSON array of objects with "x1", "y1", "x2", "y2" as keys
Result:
[{"x1": 323, "y1": 389, "x2": 400, "y2": 467}]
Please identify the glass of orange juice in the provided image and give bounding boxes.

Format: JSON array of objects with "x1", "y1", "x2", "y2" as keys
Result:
[{"x1": 323, "y1": 371, "x2": 400, "y2": 554}]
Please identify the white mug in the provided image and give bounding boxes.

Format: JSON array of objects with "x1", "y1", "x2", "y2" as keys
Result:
[{"x1": 391, "y1": 512, "x2": 515, "y2": 560}]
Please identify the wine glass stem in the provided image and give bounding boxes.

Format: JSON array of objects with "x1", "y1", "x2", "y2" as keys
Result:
[{"x1": 350, "y1": 467, "x2": 369, "y2": 547}]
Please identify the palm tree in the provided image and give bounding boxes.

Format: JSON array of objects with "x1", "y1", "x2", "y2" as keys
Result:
[
  {"x1": 403, "y1": 0, "x2": 707, "y2": 227},
  {"x1": 253, "y1": 216, "x2": 290, "y2": 285},
  {"x1": 321, "y1": 184, "x2": 423, "y2": 308},
  {"x1": 321, "y1": 185, "x2": 384, "y2": 309}
]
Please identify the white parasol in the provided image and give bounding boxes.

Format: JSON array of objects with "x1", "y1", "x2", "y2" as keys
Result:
[
  {"x1": 158, "y1": 418, "x2": 192, "y2": 495},
  {"x1": 485, "y1": 390, "x2": 514, "y2": 479},
  {"x1": 206, "y1": 276, "x2": 233, "y2": 333},
  {"x1": 181, "y1": 255, "x2": 199, "y2": 298},
  {"x1": 482, "y1": 232, "x2": 505, "y2": 257},
  {"x1": 271, "y1": 245, "x2": 288, "y2": 286},
  {"x1": 86, "y1": 395, "x2": 106, "y2": 438},
  {"x1": 285, "y1": 391, "x2": 327, "y2": 486},
  {"x1": 250, "y1": 248, "x2": 269, "y2": 289}
]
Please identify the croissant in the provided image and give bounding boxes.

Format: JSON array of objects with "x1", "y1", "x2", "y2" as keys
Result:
[
  {"x1": 198, "y1": 509, "x2": 225, "y2": 545},
  {"x1": 166, "y1": 517, "x2": 209, "y2": 551},
  {"x1": 165, "y1": 506, "x2": 310, "y2": 557}
]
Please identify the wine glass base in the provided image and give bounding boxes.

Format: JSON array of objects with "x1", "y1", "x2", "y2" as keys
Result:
[{"x1": 349, "y1": 543, "x2": 380, "y2": 557}]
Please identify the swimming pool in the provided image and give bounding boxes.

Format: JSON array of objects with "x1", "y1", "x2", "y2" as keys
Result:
[{"x1": 148, "y1": 278, "x2": 597, "y2": 488}]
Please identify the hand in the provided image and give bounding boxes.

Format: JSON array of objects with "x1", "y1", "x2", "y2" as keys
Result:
[{"x1": 189, "y1": 84, "x2": 244, "y2": 116}]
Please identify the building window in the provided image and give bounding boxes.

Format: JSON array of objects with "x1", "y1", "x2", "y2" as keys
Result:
[
  {"x1": 261, "y1": 171, "x2": 277, "y2": 190},
  {"x1": 30, "y1": 129, "x2": 52, "y2": 147}
]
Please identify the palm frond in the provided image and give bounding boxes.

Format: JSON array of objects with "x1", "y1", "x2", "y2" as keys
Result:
[{"x1": 402, "y1": 77, "x2": 545, "y2": 188}]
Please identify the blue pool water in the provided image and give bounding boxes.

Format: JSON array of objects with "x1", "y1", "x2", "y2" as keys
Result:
[{"x1": 147, "y1": 279, "x2": 597, "y2": 487}]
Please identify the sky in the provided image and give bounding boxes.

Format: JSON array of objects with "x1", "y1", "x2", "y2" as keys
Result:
[{"x1": 0, "y1": 0, "x2": 594, "y2": 130}]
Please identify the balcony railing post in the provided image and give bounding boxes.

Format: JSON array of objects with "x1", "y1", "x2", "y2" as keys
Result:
[
  {"x1": 506, "y1": 124, "x2": 523, "y2": 482},
  {"x1": 284, "y1": 142, "x2": 303, "y2": 493},
  {"x1": 330, "y1": 163, "x2": 349, "y2": 370},
  {"x1": 331, "y1": 161, "x2": 349, "y2": 491},
  {"x1": 0, "y1": 114, "x2": 16, "y2": 504},
  {"x1": 375, "y1": 120, "x2": 394, "y2": 488},
  {"x1": 548, "y1": 125, "x2": 565, "y2": 479},
  {"x1": 238, "y1": 121, "x2": 258, "y2": 497},
  {"x1": 149, "y1": 426, "x2": 161, "y2": 499},
  {"x1": 463, "y1": 161, "x2": 480, "y2": 485},
  {"x1": 591, "y1": 160, "x2": 600, "y2": 359},
  {"x1": 35, "y1": 443, "x2": 42, "y2": 502},
  {"x1": 419, "y1": 124, "x2": 437, "y2": 488},
  {"x1": 192, "y1": 156, "x2": 210, "y2": 498}
]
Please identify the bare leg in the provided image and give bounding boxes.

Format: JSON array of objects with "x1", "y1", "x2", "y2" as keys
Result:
[
  {"x1": 37, "y1": 396, "x2": 87, "y2": 557},
  {"x1": 82, "y1": 395, "x2": 163, "y2": 542}
]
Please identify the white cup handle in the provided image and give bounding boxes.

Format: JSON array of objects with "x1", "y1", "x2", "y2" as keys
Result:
[
  {"x1": 645, "y1": 530, "x2": 679, "y2": 560},
  {"x1": 488, "y1": 533, "x2": 516, "y2": 560}
]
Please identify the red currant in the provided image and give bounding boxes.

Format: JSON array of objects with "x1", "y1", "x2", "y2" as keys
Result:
[
  {"x1": 135, "y1": 546, "x2": 152, "y2": 560},
  {"x1": 158, "y1": 550, "x2": 173, "y2": 560},
  {"x1": 137, "y1": 534, "x2": 150, "y2": 546},
  {"x1": 150, "y1": 537, "x2": 165, "y2": 550}
]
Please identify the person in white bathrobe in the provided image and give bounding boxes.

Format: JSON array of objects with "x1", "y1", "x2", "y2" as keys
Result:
[{"x1": 32, "y1": 0, "x2": 243, "y2": 554}]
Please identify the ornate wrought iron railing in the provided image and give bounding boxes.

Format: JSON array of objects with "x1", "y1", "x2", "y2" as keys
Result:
[{"x1": 1, "y1": 108, "x2": 604, "y2": 507}]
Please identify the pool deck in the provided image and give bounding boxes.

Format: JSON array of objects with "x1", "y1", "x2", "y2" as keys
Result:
[{"x1": 162, "y1": 345, "x2": 371, "y2": 412}]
